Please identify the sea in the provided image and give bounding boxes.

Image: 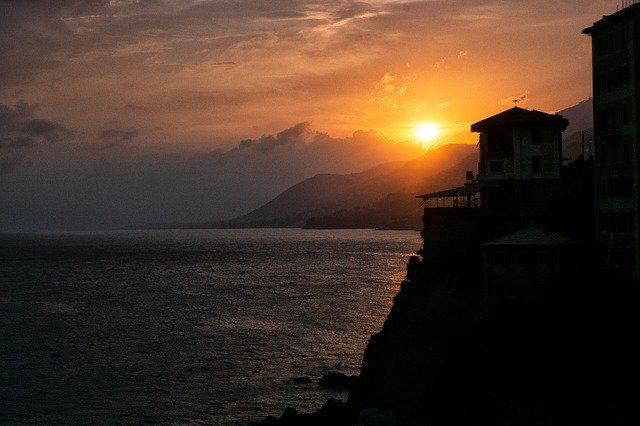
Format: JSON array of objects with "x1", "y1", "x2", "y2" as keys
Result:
[{"x1": 0, "y1": 228, "x2": 421, "y2": 424}]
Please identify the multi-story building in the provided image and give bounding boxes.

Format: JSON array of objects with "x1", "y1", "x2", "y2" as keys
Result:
[
  {"x1": 417, "y1": 106, "x2": 571, "y2": 305},
  {"x1": 584, "y1": 5, "x2": 639, "y2": 280},
  {"x1": 470, "y1": 106, "x2": 569, "y2": 217}
]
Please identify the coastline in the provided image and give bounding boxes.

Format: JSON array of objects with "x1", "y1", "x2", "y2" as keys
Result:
[{"x1": 253, "y1": 222, "x2": 640, "y2": 425}]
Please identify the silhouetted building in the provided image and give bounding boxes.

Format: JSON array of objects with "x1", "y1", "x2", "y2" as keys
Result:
[
  {"x1": 417, "y1": 107, "x2": 573, "y2": 306},
  {"x1": 483, "y1": 227, "x2": 580, "y2": 307},
  {"x1": 417, "y1": 107, "x2": 570, "y2": 217},
  {"x1": 471, "y1": 107, "x2": 569, "y2": 217},
  {"x1": 584, "y1": 5, "x2": 638, "y2": 280}
]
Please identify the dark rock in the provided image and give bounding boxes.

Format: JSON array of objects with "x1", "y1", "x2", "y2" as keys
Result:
[
  {"x1": 358, "y1": 408, "x2": 398, "y2": 425},
  {"x1": 292, "y1": 376, "x2": 312, "y2": 384},
  {"x1": 319, "y1": 372, "x2": 358, "y2": 390},
  {"x1": 279, "y1": 406, "x2": 300, "y2": 424},
  {"x1": 314, "y1": 399, "x2": 353, "y2": 425},
  {"x1": 257, "y1": 415, "x2": 279, "y2": 426},
  {"x1": 254, "y1": 401, "x2": 354, "y2": 426}
]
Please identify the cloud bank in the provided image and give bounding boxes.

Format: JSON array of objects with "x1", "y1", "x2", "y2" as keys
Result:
[{"x1": 0, "y1": 104, "x2": 424, "y2": 231}]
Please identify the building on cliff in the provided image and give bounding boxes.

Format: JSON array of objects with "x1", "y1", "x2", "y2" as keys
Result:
[
  {"x1": 482, "y1": 227, "x2": 580, "y2": 307},
  {"x1": 417, "y1": 107, "x2": 576, "y2": 305},
  {"x1": 418, "y1": 107, "x2": 569, "y2": 219},
  {"x1": 471, "y1": 107, "x2": 569, "y2": 217},
  {"x1": 583, "y1": 4, "x2": 639, "y2": 281}
]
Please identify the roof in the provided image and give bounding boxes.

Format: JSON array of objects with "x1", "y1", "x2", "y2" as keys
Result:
[
  {"x1": 482, "y1": 227, "x2": 578, "y2": 246},
  {"x1": 417, "y1": 182, "x2": 483, "y2": 200},
  {"x1": 583, "y1": 4, "x2": 640, "y2": 35},
  {"x1": 470, "y1": 107, "x2": 569, "y2": 132}
]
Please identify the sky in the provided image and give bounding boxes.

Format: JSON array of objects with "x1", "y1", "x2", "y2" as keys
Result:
[{"x1": 0, "y1": 0, "x2": 615, "y2": 231}]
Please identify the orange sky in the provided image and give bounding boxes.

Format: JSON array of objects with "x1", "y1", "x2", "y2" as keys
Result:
[
  {"x1": 0, "y1": 1, "x2": 614, "y2": 151},
  {"x1": 0, "y1": 0, "x2": 624, "y2": 230}
]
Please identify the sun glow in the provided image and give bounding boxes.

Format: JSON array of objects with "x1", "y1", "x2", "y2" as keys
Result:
[{"x1": 416, "y1": 123, "x2": 439, "y2": 142}]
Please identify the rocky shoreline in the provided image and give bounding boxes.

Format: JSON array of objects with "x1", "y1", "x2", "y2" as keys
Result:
[{"x1": 252, "y1": 231, "x2": 640, "y2": 425}]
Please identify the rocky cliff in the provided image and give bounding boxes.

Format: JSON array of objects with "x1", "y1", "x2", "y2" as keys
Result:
[
  {"x1": 258, "y1": 202, "x2": 640, "y2": 426},
  {"x1": 347, "y1": 214, "x2": 640, "y2": 425}
]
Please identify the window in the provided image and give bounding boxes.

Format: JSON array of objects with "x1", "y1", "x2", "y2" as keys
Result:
[
  {"x1": 623, "y1": 103, "x2": 630, "y2": 124},
  {"x1": 622, "y1": 176, "x2": 633, "y2": 197},
  {"x1": 600, "y1": 144, "x2": 607, "y2": 164},
  {"x1": 611, "y1": 176, "x2": 619, "y2": 198},
  {"x1": 494, "y1": 280, "x2": 506, "y2": 298},
  {"x1": 620, "y1": 27, "x2": 627, "y2": 49},
  {"x1": 622, "y1": 64, "x2": 630, "y2": 86},
  {"x1": 611, "y1": 105, "x2": 617, "y2": 130},
  {"x1": 607, "y1": 70, "x2": 615, "y2": 92},
  {"x1": 487, "y1": 131, "x2": 509, "y2": 153},
  {"x1": 621, "y1": 211, "x2": 632, "y2": 233},
  {"x1": 618, "y1": 65, "x2": 630, "y2": 88},
  {"x1": 599, "y1": 212, "x2": 606, "y2": 232},
  {"x1": 489, "y1": 161, "x2": 504, "y2": 173},
  {"x1": 622, "y1": 211, "x2": 632, "y2": 234},
  {"x1": 522, "y1": 184, "x2": 533, "y2": 205},
  {"x1": 596, "y1": 108, "x2": 609, "y2": 134},
  {"x1": 610, "y1": 69, "x2": 618, "y2": 90},
  {"x1": 515, "y1": 252, "x2": 529, "y2": 274},
  {"x1": 623, "y1": 140, "x2": 630, "y2": 161},
  {"x1": 601, "y1": 178, "x2": 608, "y2": 199},
  {"x1": 530, "y1": 128, "x2": 541, "y2": 144},
  {"x1": 609, "y1": 32, "x2": 616, "y2": 53},
  {"x1": 492, "y1": 252, "x2": 505, "y2": 274},
  {"x1": 531, "y1": 155, "x2": 542, "y2": 173},
  {"x1": 595, "y1": 74, "x2": 603, "y2": 94},
  {"x1": 597, "y1": 36, "x2": 604, "y2": 57},
  {"x1": 536, "y1": 252, "x2": 553, "y2": 274},
  {"x1": 516, "y1": 279, "x2": 528, "y2": 298}
]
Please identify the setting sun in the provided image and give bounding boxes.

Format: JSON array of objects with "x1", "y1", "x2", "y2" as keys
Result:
[{"x1": 416, "y1": 123, "x2": 440, "y2": 142}]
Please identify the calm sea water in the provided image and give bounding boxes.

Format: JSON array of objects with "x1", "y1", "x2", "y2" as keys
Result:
[{"x1": 0, "y1": 228, "x2": 420, "y2": 424}]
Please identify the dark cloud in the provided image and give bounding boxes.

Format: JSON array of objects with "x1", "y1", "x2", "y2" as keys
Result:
[
  {"x1": 0, "y1": 1, "x2": 598, "y2": 87},
  {"x1": 0, "y1": 102, "x2": 73, "y2": 173},
  {"x1": 6, "y1": 136, "x2": 37, "y2": 148},
  {"x1": 0, "y1": 101, "x2": 72, "y2": 147},
  {"x1": 100, "y1": 128, "x2": 139, "y2": 144},
  {"x1": 22, "y1": 119, "x2": 72, "y2": 142},
  {"x1": 0, "y1": 0, "x2": 311, "y2": 86},
  {"x1": 0, "y1": 1, "x2": 462, "y2": 87},
  {"x1": 239, "y1": 122, "x2": 312, "y2": 153},
  {"x1": 0, "y1": 101, "x2": 38, "y2": 133},
  {"x1": 0, "y1": 121, "x2": 425, "y2": 231}
]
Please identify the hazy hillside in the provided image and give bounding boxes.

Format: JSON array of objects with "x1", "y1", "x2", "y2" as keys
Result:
[
  {"x1": 225, "y1": 143, "x2": 478, "y2": 228},
  {"x1": 559, "y1": 98, "x2": 593, "y2": 160},
  {"x1": 163, "y1": 100, "x2": 592, "y2": 231}
]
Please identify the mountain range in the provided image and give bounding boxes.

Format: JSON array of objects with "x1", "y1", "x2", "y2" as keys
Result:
[
  {"x1": 154, "y1": 99, "x2": 593, "y2": 230},
  {"x1": 226, "y1": 143, "x2": 478, "y2": 229}
]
